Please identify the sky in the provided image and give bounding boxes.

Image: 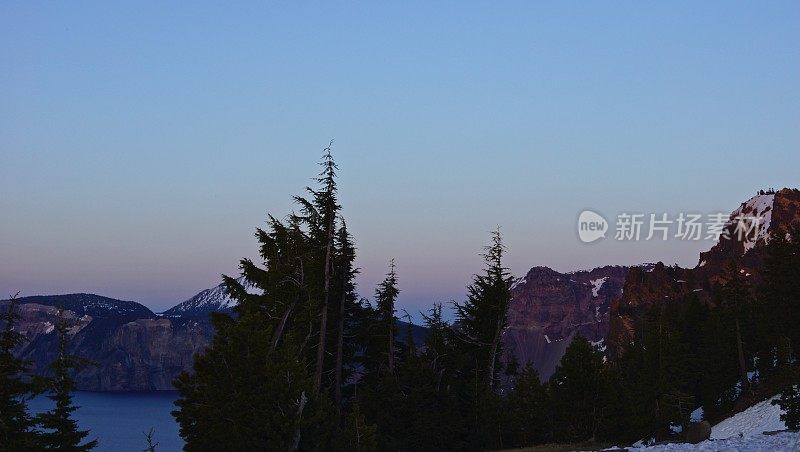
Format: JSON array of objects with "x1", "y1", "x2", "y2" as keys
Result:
[{"x1": 1, "y1": 2, "x2": 799, "y2": 317}]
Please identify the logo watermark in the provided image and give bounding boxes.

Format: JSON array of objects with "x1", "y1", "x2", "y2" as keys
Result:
[
  {"x1": 578, "y1": 210, "x2": 609, "y2": 243},
  {"x1": 577, "y1": 211, "x2": 766, "y2": 244}
]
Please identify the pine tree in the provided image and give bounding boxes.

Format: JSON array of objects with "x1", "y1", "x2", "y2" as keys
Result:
[
  {"x1": 550, "y1": 336, "x2": 611, "y2": 442},
  {"x1": 760, "y1": 223, "x2": 800, "y2": 372},
  {"x1": 335, "y1": 403, "x2": 377, "y2": 452},
  {"x1": 647, "y1": 304, "x2": 695, "y2": 436},
  {"x1": 0, "y1": 293, "x2": 43, "y2": 451},
  {"x1": 333, "y1": 220, "x2": 358, "y2": 418},
  {"x1": 35, "y1": 309, "x2": 97, "y2": 451},
  {"x1": 173, "y1": 312, "x2": 328, "y2": 450},
  {"x1": 173, "y1": 148, "x2": 357, "y2": 450},
  {"x1": 420, "y1": 303, "x2": 455, "y2": 380},
  {"x1": 374, "y1": 260, "x2": 399, "y2": 375},
  {"x1": 505, "y1": 364, "x2": 551, "y2": 447},
  {"x1": 717, "y1": 263, "x2": 754, "y2": 395},
  {"x1": 453, "y1": 229, "x2": 511, "y2": 391},
  {"x1": 305, "y1": 143, "x2": 340, "y2": 394},
  {"x1": 772, "y1": 382, "x2": 800, "y2": 430},
  {"x1": 698, "y1": 307, "x2": 740, "y2": 419}
]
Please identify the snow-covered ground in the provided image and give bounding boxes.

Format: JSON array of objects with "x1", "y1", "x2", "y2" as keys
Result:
[
  {"x1": 632, "y1": 431, "x2": 799, "y2": 451},
  {"x1": 630, "y1": 394, "x2": 799, "y2": 451},
  {"x1": 710, "y1": 396, "x2": 785, "y2": 439}
]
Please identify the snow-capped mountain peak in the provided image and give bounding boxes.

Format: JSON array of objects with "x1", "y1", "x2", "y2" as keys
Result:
[{"x1": 162, "y1": 276, "x2": 259, "y2": 318}]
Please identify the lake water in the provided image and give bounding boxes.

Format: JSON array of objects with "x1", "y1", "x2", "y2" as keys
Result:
[{"x1": 29, "y1": 391, "x2": 184, "y2": 452}]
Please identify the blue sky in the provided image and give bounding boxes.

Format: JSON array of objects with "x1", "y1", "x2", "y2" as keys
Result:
[{"x1": 2, "y1": 1, "x2": 798, "y2": 315}]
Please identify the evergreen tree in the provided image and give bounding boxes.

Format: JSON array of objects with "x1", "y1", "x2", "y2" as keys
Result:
[
  {"x1": 441, "y1": 229, "x2": 512, "y2": 450},
  {"x1": 772, "y1": 381, "x2": 800, "y2": 430},
  {"x1": 698, "y1": 307, "x2": 740, "y2": 419},
  {"x1": 550, "y1": 336, "x2": 611, "y2": 442},
  {"x1": 374, "y1": 260, "x2": 399, "y2": 375},
  {"x1": 717, "y1": 263, "x2": 754, "y2": 394},
  {"x1": 335, "y1": 403, "x2": 377, "y2": 452},
  {"x1": 760, "y1": 223, "x2": 800, "y2": 372},
  {"x1": 0, "y1": 293, "x2": 43, "y2": 451},
  {"x1": 420, "y1": 303, "x2": 457, "y2": 383},
  {"x1": 172, "y1": 147, "x2": 357, "y2": 450},
  {"x1": 297, "y1": 143, "x2": 341, "y2": 394},
  {"x1": 453, "y1": 229, "x2": 511, "y2": 390},
  {"x1": 360, "y1": 301, "x2": 472, "y2": 451},
  {"x1": 505, "y1": 364, "x2": 551, "y2": 447},
  {"x1": 644, "y1": 303, "x2": 695, "y2": 436},
  {"x1": 333, "y1": 221, "x2": 358, "y2": 418},
  {"x1": 35, "y1": 309, "x2": 97, "y2": 451}
]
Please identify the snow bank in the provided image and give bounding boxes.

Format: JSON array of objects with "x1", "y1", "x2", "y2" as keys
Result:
[
  {"x1": 629, "y1": 394, "x2": 794, "y2": 451},
  {"x1": 710, "y1": 395, "x2": 785, "y2": 439},
  {"x1": 631, "y1": 431, "x2": 800, "y2": 451}
]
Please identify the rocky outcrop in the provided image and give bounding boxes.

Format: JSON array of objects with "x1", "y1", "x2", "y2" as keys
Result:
[
  {"x1": 503, "y1": 265, "x2": 629, "y2": 380},
  {"x1": 685, "y1": 421, "x2": 712, "y2": 444}
]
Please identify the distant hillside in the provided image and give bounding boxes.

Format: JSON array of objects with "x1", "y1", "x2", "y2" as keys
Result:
[{"x1": 1, "y1": 280, "x2": 428, "y2": 390}]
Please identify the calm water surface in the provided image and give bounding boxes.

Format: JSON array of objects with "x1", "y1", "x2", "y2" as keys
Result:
[{"x1": 29, "y1": 391, "x2": 183, "y2": 452}]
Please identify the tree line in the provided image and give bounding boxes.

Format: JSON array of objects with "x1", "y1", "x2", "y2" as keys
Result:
[
  {"x1": 171, "y1": 150, "x2": 800, "y2": 450},
  {"x1": 4, "y1": 148, "x2": 798, "y2": 451},
  {"x1": 1, "y1": 299, "x2": 97, "y2": 451}
]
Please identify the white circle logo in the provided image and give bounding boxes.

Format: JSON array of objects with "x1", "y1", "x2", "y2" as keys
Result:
[{"x1": 578, "y1": 210, "x2": 608, "y2": 243}]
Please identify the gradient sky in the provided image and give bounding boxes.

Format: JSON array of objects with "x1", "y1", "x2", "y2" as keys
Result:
[{"x1": 2, "y1": 2, "x2": 799, "y2": 317}]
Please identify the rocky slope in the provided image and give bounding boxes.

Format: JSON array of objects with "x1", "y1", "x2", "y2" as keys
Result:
[{"x1": 502, "y1": 265, "x2": 631, "y2": 380}]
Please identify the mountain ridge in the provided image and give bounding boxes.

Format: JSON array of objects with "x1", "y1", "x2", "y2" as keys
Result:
[{"x1": 4, "y1": 188, "x2": 798, "y2": 390}]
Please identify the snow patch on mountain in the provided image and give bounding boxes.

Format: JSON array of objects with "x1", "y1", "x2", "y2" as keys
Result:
[
  {"x1": 163, "y1": 277, "x2": 260, "y2": 317},
  {"x1": 590, "y1": 277, "x2": 608, "y2": 297},
  {"x1": 728, "y1": 193, "x2": 775, "y2": 254}
]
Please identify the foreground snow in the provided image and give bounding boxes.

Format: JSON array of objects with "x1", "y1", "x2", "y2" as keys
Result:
[
  {"x1": 710, "y1": 396, "x2": 784, "y2": 439},
  {"x1": 631, "y1": 394, "x2": 797, "y2": 451},
  {"x1": 632, "y1": 431, "x2": 799, "y2": 451}
]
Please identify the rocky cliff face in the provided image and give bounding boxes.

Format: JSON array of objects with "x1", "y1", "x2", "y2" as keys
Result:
[
  {"x1": 3, "y1": 293, "x2": 216, "y2": 391},
  {"x1": 503, "y1": 265, "x2": 630, "y2": 380}
]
